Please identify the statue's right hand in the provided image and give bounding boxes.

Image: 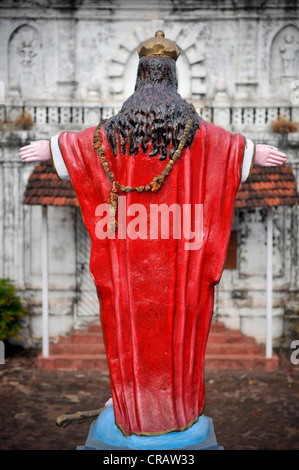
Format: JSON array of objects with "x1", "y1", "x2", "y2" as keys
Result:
[{"x1": 19, "y1": 140, "x2": 51, "y2": 163}]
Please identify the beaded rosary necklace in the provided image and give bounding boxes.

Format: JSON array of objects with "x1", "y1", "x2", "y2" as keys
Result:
[{"x1": 93, "y1": 104, "x2": 196, "y2": 232}]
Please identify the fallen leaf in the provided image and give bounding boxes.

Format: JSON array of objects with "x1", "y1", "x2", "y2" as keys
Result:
[{"x1": 64, "y1": 394, "x2": 80, "y2": 403}]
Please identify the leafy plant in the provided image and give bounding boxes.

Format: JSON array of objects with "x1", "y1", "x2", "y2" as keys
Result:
[
  {"x1": 14, "y1": 110, "x2": 34, "y2": 129},
  {"x1": 271, "y1": 115, "x2": 298, "y2": 134},
  {"x1": 0, "y1": 279, "x2": 28, "y2": 342}
]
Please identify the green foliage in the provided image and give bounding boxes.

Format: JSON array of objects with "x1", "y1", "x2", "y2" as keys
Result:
[{"x1": 0, "y1": 279, "x2": 28, "y2": 342}]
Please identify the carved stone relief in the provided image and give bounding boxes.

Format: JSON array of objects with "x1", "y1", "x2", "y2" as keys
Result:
[
  {"x1": 8, "y1": 24, "x2": 43, "y2": 98},
  {"x1": 270, "y1": 25, "x2": 299, "y2": 86}
]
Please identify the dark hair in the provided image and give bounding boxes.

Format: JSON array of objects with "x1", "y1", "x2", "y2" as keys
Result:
[{"x1": 103, "y1": 56, "x2": 200, "y2": 161}]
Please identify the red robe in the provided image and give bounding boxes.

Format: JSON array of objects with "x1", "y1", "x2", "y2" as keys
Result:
[{"x1": 58, "y1": 120, "x2": 245, "y2": 437}]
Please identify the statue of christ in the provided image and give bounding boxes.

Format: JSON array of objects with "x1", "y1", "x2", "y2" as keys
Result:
[{"x1": 20, "y1": 31, "x2": 286, "y2": 441}]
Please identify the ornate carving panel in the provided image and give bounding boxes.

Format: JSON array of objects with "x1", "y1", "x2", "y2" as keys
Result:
[
  {"x1": 8, "y1": 24, "x2": 43, "y2": 98},
  {"x1": 270, "y1": 25, "x2": 299, "y2": 88}
]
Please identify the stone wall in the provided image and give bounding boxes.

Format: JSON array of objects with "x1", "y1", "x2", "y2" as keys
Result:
[
  {"x1": 1, "y1": 1, "x2": 299, "y2": 103},
  {"x1": 0, "y1": 0, "x2": 298, "y2": 346}
]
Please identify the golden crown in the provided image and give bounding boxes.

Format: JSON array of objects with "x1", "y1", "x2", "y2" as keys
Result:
[{"x1": 137, "y1": 30, "x2": 180, "y2": 61}]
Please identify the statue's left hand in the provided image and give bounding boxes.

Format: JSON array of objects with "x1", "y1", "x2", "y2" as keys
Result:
[
  {"x1": 19, "y1": 140, "x2": 51, "y2": 163},
  {"x1": 254, "y1": 144, "x2": 287, "y2": 167}
]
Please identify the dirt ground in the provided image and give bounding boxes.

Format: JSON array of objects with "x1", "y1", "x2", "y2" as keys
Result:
[{"x1": 0, "y1": 346, "x2": 298, "y2": 451}]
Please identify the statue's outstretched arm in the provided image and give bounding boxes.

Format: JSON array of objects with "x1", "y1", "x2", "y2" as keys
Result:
[
  {"x1": 20, "y1": 140, "x2": 51, "y2": 163},
  {"x1": 19, "y1": 141, "x2": 287, "y2": 170},
  {"x1": 254, "y1": 144, "x2": 287, "y2": 167}
]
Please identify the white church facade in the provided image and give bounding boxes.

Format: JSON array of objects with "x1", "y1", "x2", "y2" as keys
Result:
[{"x1": 0, "y1": 0, "x2": 298, "y2": 349}]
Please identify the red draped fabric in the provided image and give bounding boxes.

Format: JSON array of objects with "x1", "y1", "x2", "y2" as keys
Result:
[{"x1": 58, "y1": 120, "x2": 245, "y2": 436}]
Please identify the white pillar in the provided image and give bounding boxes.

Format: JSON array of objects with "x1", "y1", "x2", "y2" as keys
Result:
[
  {"x1": 266, "y1": 206, "x2": 273, "y2": 359},
  {"x1": 42, "y1": 205, "x2": 49, "y2": 358}
]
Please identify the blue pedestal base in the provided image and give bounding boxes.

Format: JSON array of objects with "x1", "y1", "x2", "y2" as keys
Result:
[{"x1": 77, "y1": 405, "x2": 222, "y2": 450}]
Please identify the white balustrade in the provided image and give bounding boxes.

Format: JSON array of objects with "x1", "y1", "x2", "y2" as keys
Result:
[{"x1": 0, "y1": 102, "x2": 297, "y2": 135}]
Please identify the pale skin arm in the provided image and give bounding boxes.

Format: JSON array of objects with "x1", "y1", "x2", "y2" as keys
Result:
[
  {"x1": 19, "y1": 140, "x2": 51, "y2": 163},
  {"x1": 19, "y1": 140, "x2": 287, "y2": 167},
  {"x1": 253, "y1": 145, "x2": 287, "y2": 167}
]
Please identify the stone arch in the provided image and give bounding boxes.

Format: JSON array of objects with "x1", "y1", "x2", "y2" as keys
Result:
[
  {"x1": 270, "y1": 24, "x2": 299, "y2": 85},
  {"x1": 108, "y1": 25, "x2": 206, "y2": 100},
  {"x1": 8, "y1": 24, "x2": 43, "y2": 98}
]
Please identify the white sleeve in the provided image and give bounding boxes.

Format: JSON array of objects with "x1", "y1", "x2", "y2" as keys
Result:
[
  {"x1": 50, "y1": 134, "x2": 70, "y2": 181},
  {"x1": 240, "y1": 138, "x2": 255, "y2": 183}
]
